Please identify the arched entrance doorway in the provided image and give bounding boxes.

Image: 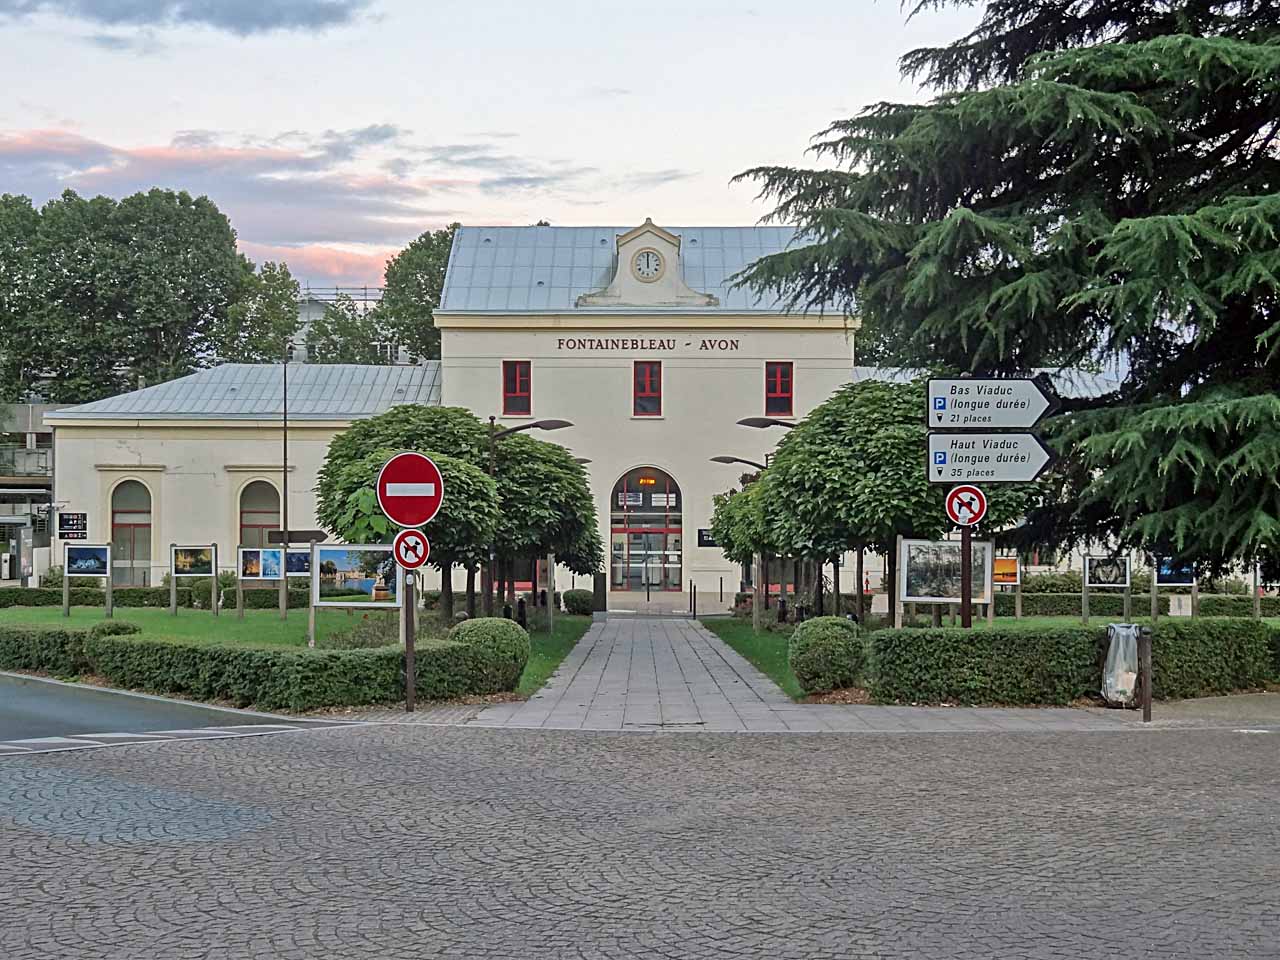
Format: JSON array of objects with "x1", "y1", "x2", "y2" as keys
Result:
[
  {"x1": 610, "y1": 467, "x2": 682, "y2": 592},
  {"x1": 110, "y1": 480, "x2": 151, "y2": 586},
  {"x1": 239, "y1": 480, "x2": 281, "y2": 547}
]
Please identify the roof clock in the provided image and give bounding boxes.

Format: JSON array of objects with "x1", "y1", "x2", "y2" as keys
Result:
[{"x1": 632, "y1": 248, "x2": 664, "y2": 283}]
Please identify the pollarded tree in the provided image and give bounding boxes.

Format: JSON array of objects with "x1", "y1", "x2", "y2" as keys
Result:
[
  {"x1": 490, "y1": 432, "x2": 604, "y2": 604},
  {"x1": 316, "y1": 448, "x2": 497, "y2": 619},
  {"x1": 761, "y1": 378, "x2": 1035, "y2": 623},
  {"x1": 316, "y1": 406, "x2": 490, "y2": 617},
  {"x1": 735, "y1": 0, "x2": 1280, "y2": 576}
]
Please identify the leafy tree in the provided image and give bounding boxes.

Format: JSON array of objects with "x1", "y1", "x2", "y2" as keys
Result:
[
  {"x1": 0, "y1": 188, "x2": 256, "y2": 402},
  {"x1": 304, "y1": 293, "x2": 388, "y2": 365},
  {"x1": 759, "y1": 379, "x2": 1034, "y2": 622},
  {"x1": 375, "y1": 223, "x2": 458, "y2": 361},
  {"x1": 491, "y1": 432, "x2": 603, "y2": 580},
  {"x1": 217, "y1": 261, "x2": 301, "y2": 363},
  {"x1": 734, "y1": 1, "x2": 1280, "y2": 575},
  {"x1": 709, "y1": 481, "x2": 773, "y2": 567}
]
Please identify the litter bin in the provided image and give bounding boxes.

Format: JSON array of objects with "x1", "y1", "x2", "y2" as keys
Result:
[{"x1": 1102, "y1": 623, "x2": 1140, "y2": 706}]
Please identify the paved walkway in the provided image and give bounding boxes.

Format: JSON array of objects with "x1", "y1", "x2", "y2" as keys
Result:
[{"x1": 472, "y1": 618, "x2": 1133, "y2": 733}]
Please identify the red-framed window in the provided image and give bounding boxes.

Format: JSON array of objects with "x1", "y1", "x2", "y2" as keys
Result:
[
  {"x1": 503, "y1": 360, "x2": 531, "y2": 416},
  {"x1": 633, "y1": 361, "x2": 662, "y2": 417},
  {"x1": 765, "y1": 361, "x2": 794, "y2": 417}
]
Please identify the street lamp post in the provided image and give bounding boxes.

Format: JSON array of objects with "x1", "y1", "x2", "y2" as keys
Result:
[
  {"x1": 709, "y1": 455, "x2": 767, "y2": 471},
  {"x1": 484, "y1": 416, "x2": 573, "y2": 616},
  {"x1": 736, "y1": 416, "x2": 796, "y2": 430}
]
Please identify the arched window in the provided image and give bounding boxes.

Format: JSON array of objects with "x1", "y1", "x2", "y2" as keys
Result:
[
  {"x1": 110, "y1": 480, "x2": 151, "y2": 586},
  {"x1": 239, "y1": 481, "x2": 280, "y2": 548},
  {"x1": 610, "y1": 467, "x2": 682, "y2": 592}
]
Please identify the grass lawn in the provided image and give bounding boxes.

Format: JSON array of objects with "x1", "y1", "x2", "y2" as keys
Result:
[{"x1": 701, "y1": 618, "x2": 803, "y2": 700}]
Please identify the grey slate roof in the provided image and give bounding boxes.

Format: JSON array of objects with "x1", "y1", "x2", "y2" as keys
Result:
[
  {"x1": 46, "y1": 363, "x2": 442, "y2": 422},
  {"x1": 440, "y1": 225, "x2": 816, "y2": 313}
]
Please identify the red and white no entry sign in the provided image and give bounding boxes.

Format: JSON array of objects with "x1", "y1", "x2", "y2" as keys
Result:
[
  {"x1": 393, "y1": 528, "x2": 430, "y2": 570},
  {"x1": 376, "y1": 452, "x2": 444, "y2": 528},
  {"x1": 945, "y1": 484, "x2": 987, "y2": 527}
]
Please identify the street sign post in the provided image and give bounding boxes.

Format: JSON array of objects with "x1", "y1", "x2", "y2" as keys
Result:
[
  {"x1": 944, "y1": 485, "x2": 987, "y2": 629},
  {"x1": 376, "y1": 452, "x2": 445, "y2": 528},
  {"x1": 928, "y1": 432, "x2": 1055, "y2": 484},
  {"x1": 927, "y1": 375, "x2": 1059, "y2": 429},
  {"x1": 378, "y1": 453, "x2": 446, "y2": 714}
]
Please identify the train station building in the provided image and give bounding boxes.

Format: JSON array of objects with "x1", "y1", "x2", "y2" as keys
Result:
[{"x1": 47, "y1": 220, "x2": 854, "y2": 608}]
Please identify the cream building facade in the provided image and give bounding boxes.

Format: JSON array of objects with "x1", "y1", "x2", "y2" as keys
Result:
[{"x1": 48, "y1": 221, "x2": 856, "y2": 607}]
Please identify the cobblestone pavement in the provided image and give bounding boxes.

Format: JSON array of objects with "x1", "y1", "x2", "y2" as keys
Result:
[
  {"x1": 2, "y1": 724, "x2": 1276, "y2": 959},
  {"x1": 473, "y1": 618, "x2": 1132, "y2": 733}
]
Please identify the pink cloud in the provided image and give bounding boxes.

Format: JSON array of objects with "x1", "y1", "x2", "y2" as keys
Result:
[{"x1": 239, "y1": 241, "x2": 395, "y2": 288}]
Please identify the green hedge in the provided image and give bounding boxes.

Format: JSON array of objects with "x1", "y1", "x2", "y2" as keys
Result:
[
  {"x1": 1199, "y1": 595, "x2": 1279, "y2": 617},
  {"x1": 869, "y1": 617, "x2": 1275, "y2": 705},
  {"x1": 563, "y1": 589, "x2": 593, "y2": 616},
  {"x1": 220, "y1": 588, "x2": 310, "y2": 609},
  {"x1": 1149, "y1": 619, "x2": 1274, "y2": 699},
  {"x1": 869, "y1": 623, "x2": 1105, "y2": 705},
  {"x1": 788, "y1": 616, "x2": 863, "y2": 694},
  {"x1": 993, "y1": 592, "x2": 1169, "y2": 616},
  {"x1": 0, "y1": 614, "x2": 532, "y2": 711},
  {"x1": 0, "y1": 587, "x2": 193, "y2": 608}
]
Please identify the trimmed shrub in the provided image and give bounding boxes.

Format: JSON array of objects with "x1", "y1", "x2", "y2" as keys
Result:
[
  {"x1": 316, "y1": 615, "x2": 399, "y2": 650},
  {"x1": 0, "y1": 624, "x2": 90, "y2": 675},
  {"x1": 1151, "y1": 618, "x2": 1273, "y2": 698},
  {"x1": 563, "y1": 589, "x2": 593, "y2": 616},
  {"x1": 442, "y1": 617, "x2": 531, "y2": 693},
  {"x1": 788, "y1": 616, "x2": 863, "y2": 694},
  {"x1": 1199, "y1": 595, "x2": 1280, "y2": 617},
  {"x1": 89, "y1": 620, "x2": 142, "y2": 638},
  {"x1": 221, "y1": 588, "x2": 310, "y2": 609},
  {"x1": 192, "y1": 572, "x2": 238, "y2": 609},
  {"x1": 1022, "y1": 571, "x2": 1082, "y2": 594},
  {"x1": 993, "y1": 592, "x2": 1169, "y2": 617},
  {"x1": 420, "y1": 590, "x2": 442, "y2": 610},
  {"x1": 0, "y1": 587, "x2": 191, "y2": 608}
]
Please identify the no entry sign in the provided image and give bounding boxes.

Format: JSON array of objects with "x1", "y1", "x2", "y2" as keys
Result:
[
  {"x1": 945, "y1": 484, "x2": 987, "y2": 527},
  {"x1": 376, "y1": 452, "x2": 444, "y2": 528},
  {"x1": 393, "y1": 529, "x2": 430, "y2": 570}
]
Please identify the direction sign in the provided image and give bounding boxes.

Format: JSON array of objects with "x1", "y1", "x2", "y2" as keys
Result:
[
  {"x1": 945, "y1": 485, "x2": 987, "y2": 527},
  {"x1": 393, "y1": 529, "x2": 430, "y2": 570},
  {"x1": 376, "y1": 452, "x2": 444, "y2": 528},
  {"x1": 927, "y1": 375, "x2": 1059, "y2": 429},
  {"x1": 928, "y1": 432, "x2": 1055, "y2": 484}
]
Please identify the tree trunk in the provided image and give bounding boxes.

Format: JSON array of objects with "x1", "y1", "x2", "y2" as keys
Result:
[
  {"x1": 855, "y1": 547, "x2": 865, "y2": 621},
  {"x1": 440, "y1": 561, "x2": 455, "y2": 619},
  {"x1": 792, "y1": 558, "x2": 801, "y2": 606},
  {"x1": 813, "y1": 556, "x2": 823, "y2": 616},
  {"x1": 505, "y1": 557, "x2": 516, "y2": 604},
  {"x1": 831, "y1": 553, "x2": 841, "y2": 615},
  {"x1": 465, "y1": 565, "x2": 477, "y2": 618}
]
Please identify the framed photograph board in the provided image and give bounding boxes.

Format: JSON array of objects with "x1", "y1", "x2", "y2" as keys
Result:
[
  {"x1": 239, "y1": 547, "x2": 284, "y2": 580},
  {"x1": 311, "y1": 543, "x2": 402, "y2": 608},
  {"x1": 899, "y1": 538, "x2": 993, "y2": 604},
  {"x1": 1085, "y1": 556, "x2": 1130, "y2": 589},
  {"x1": 64, "y1": 543, "x2": 110, "y2": 577},
  {"x1": 286, "y1": 548, "x2": 311, "y2": 577},
  {"x1": 1155, "y1": 559, "x2": 1196, "y2": 587},
  {"x1": 993, "y1": 557, "x2": 1020, "y2": 586},
  {"x1": 171, "y1": 546, "x2": 215, "y2": 578}
]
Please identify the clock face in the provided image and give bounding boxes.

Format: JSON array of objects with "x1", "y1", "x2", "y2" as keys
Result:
[{"x1": 633, "y1": 249, "x2": 663, "y2": 282}]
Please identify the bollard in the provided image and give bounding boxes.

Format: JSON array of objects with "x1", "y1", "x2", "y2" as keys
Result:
[
  {"x1": 777, "y1": 598, "x2": 787, "y2": 624},
  {"x1": 539, "y1": 588, "x2": 547, "y2": 609},
  {"x1": 1139, "y1": 625, "x2": 1153, "y2": 723},
  {"x1": 692, "y1": 585, "x2": 696, "y2": 619},
  {"x1": 516, "y1": 598, "x2": 527, "y2": 630},
  {"x1": 719, "y1": 576, "x2": 723, "y2": 603},
  {"x1": 503, "y1": 603, "x2": 512, "y2": 620}
]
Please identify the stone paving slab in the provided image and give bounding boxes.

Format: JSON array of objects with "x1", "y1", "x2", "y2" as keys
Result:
[{"x1": 471, "y1": 618, "x2": 1134, "y2": 734}]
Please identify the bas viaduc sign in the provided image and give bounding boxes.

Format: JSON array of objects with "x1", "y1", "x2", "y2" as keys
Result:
[{"x1": 925, "y1": 375, "x2": 1059, "y2": 484}]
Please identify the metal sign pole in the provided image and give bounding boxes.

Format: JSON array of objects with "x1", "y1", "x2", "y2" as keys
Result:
[
  {"x1": 404, "y1": 571, "x2": 416, "y2": 713},
  {"x1": 960, "y1": 526, "x2": 972, "y2": 629},
  {"x1": 211, "y1": 544, "x2": 220, "y2": 617},
  {"x1": 1082, "y1": 571, "x2": 1090, "y2": 625},
  {"x1": 1151, "y1": 573, "x2": 1159, "y2": 623},
  {"x1": 1191, "y1": 577, "x2": 1200, "y2": 619},
  {"x1": 169, "y1": 543, "x2": 177, "y2": 616},
  {"x1": 1254, "y1": 562, "x2": 1261, "y2": 619},
  {"x1": 546, "y1": 552, "x2": 555, "y2": 633},
  {"x1": 62, "y1": 564, "x2": 70, "y2": 618},
  {"x1": 105, "y1": 569, "x2": 113, "y2": 619},
  {"x1": 237, "y1": 545, "x2": 245, "y2": 620}
]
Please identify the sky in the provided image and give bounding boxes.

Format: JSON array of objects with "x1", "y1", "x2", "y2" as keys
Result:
[{"x1": 0, "y1": 0, "x2": 978, "y2": 288}]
